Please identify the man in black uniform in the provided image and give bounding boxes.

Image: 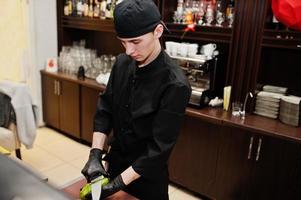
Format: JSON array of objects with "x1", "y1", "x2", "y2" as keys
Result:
[{"x1": 81, "y1": 0, "x2": 191, "y2": 199}]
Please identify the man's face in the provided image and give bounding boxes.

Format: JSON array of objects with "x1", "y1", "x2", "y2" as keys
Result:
[{"x1": 118, "y1": 32, "x2": 157, "y2": 64}]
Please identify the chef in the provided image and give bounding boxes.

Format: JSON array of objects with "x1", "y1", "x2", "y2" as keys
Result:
[{"x1": 81, "y1": 0, "x2": 191, "y2": 199}]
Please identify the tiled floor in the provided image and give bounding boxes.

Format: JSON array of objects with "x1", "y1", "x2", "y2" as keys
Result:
[{"x1": 11, "y1": 127, "x2": 202, "y2": 199}]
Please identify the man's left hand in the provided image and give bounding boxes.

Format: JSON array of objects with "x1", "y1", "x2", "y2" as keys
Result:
[{"x1": 101, "y1": 175, "x2": 126, "y2": 199}]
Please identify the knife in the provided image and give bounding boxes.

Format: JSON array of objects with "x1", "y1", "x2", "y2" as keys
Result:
[{"x1": 91, "y1": 176, "x2": 102, "y2": 200}]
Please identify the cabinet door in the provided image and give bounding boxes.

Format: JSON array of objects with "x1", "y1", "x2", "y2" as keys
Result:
[
  {"x1": 249, "y1": 137, "x2": 301, "y2": 200},
  {"x1": 215, "y1": 127, "x2": 253, "y2": 200},
  {"x1": 81, "y1": 86, "x2": 101, "y2": 143},
  {"x1": 168, "y1": 116, "x2": 220, "y2": 197},
  {"x1": 42, "y1": 75, "x2": 59, "y2": 129},
  {"x1": 59, "y1": 79, "x2": 80, "y2": 138}
]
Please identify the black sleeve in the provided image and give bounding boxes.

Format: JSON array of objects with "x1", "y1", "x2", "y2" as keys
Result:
[
  {"x1": 132, "y1": 83, "x2": 191, "y2": 180},
  {"x1": 93, "y1": 62, "x2": 116, "y2": 135}
]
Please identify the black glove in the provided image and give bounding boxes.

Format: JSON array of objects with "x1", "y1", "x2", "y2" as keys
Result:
[
  {"x1": 81, "y1": 148, "x2": 109, "y2": 182},
  {"x1": 100, "y1": 175, "x2": 126, "y2": 199}
]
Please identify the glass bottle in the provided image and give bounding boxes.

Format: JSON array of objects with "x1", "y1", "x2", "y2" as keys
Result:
[
  {"x1": 72, "y1": 0, "x2": 77, "y2": 16},
  {"x1": 68, "y1": 0, "x2": 73, "y2": 16},
  {"x1": 77, "y1": 0, "x2": 83, "y2": 16},
  {"x1": 93, "y1": 0, "x2": 100, "y2": 17},
  {"x1": 64, "y1": 0, "x2": 70, "y2": 16},
  {"x1": 100, "y1": 0, "x2": 107, "y2": 19},
  {"x1": 88, "y1": 0, "x2": 94, "y2": 18},
  {"x1": 83, "y1": 0, "x2": 89, "y2": 17},
  {"x1": 105, "y1": 0, "x2": 113, "y2": 19},
  {"x1": 226, "y1": 0, "x2": 235, "y2": 27},
  {"x1": 177, "y1": 0, "x2": 184, "y2": 14}
]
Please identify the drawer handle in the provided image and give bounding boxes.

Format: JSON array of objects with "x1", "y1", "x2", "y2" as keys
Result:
[
  {"x1": 247, "y1": 136, "x2": 254, "y2": 160},
  {"x1": 54, "y1": 80, "x2": 57, "y2": 95},
  {"x1": 256, "y1": 138, "x2": 263, "y2": 161},
  {"x1": 57, "y1": 81, "x2": 61, "y2": 95}
]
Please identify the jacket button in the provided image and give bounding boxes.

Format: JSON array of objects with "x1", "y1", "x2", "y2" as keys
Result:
[{"x1": 125, "y1": 104, "x2": 129, "y2": 108}]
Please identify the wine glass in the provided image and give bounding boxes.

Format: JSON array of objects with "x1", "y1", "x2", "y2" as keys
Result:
[
  {"x1": 205, "y1": 4, "x2": 214, "y2": 26},
  {"x1": 197, "y1": 1, "x2": 205, "y2": 25},
  {"x1": 227, "y1": 13, "x2": 234, "y2": 27},
  {"x1": 173, "y1": 11, "x2": 183, "y2": 24},
  {"x1": 216, "y1": 12, "x2": 225, "y2": 27}
]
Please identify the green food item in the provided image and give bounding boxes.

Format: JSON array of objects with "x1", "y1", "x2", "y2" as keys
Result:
[{"x1": 80, "y1": 176, "x2": 110, "y2": 200}]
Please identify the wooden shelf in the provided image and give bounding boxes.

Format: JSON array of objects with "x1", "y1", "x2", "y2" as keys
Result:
[
  {"x1": 61, "y1": 16, "x2": 115, "y2": 32},
  {"x1": 261, "y1": 29, "x2": 301, "y2": 50},
  {"x1": 163, "y1": 23, "x2": 232, "y2": 43}
]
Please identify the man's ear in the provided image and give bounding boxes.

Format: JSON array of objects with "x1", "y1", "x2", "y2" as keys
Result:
[{"x1": 154, "y1": 24, "x2": 164, "y2": 38}]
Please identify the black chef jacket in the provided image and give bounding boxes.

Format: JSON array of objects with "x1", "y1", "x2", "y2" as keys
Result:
[{"x1": 93, "y1": 50, "x2": 191, "y2": 181}]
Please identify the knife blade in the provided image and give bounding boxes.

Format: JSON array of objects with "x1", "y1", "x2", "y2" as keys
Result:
[{"x1": 91, "y1": 176, "x2": 102, "y2": 200}]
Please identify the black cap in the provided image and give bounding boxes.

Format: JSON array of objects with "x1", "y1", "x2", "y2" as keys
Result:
[{"x1": 114, "y1": 0, "x2": 162, "y2": 38}]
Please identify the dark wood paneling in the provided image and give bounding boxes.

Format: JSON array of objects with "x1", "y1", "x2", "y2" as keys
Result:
[
  {"x1": 226, "y1": 0, "x2": 267, "y2": 102},
  {"x1": 258, "y1": 47, "x2": 301, "y2": 96},
  {"x1": 81, "y1": 86, "x2": 101, "y2": 143}
]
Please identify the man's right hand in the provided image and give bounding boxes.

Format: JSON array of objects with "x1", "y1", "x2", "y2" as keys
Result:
[{"x1": 81, "y1": 148, "x2": 109, "y2": 182}]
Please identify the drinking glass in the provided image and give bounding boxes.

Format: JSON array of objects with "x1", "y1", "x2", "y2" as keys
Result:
[{"x1": 232, "y1": 102, "x2": 242, "y2": 117}]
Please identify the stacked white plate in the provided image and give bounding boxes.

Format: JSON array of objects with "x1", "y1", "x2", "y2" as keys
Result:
[
  {"x1": 254, "y1": 91, "x2": 285, "y2": 119},
  {"x1": 279, "y1": 96, "x2": 301, "y2": 126},
  {"x1": 262, "y1": 85, "x2": 288, "y2": 94}
]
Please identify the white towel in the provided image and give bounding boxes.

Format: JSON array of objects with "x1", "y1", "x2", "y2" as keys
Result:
[{"x1": 0, "y1": 80, "x2": 37, "y2": 149}]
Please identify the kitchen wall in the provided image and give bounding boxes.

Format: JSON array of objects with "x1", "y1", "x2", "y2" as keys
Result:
[
  {"x1": 0, "y1": 0, "x2": 28, "y2": 81},
  {"x1": 0, "y1": 0, "x2": 57, "y2": 125}
]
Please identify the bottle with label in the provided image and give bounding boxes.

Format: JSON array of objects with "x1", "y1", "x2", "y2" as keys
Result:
[
  {"x1": 64, "y1": 0, "x2": 70, "y2": 16},
  {"x1": 105, "y1": 0, "x2": 112, "y2": 19},
  {"x1": 93, "y1": 0, "x2": 100, "y2": 18},
  {"x1": 110, "y1": 0, "x2": 116, "y2": 18},
  {"x1": 72, "y1": 0, "x2": 78, "y2": 16},
  {"x1": 226, "y1": 0, "x2": 235, "y2": 27},
  {"x1": 68, "y1": 0, "x2": 73, "y2": 16},
  {"x1": 88, "y1": 0, "x2": 94, "y2": 18},
  {"x1": 77, "y1": 0, "x2": 83, "y2": 16},
  {"x1": 177, "y1": 0, "x2": 184, "y2": 15},
  {"x1": 83, "y1": 0, "x2": 89, "y2": 17},
  {"x1": 100, "y1": 0, "x2": 106, "y2": 19}
]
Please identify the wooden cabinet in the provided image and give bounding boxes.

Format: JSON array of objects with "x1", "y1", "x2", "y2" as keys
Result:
[
  {"x1": 42, "y1": 75, "x2": 60, "y2": 128},
  {"x1": 169, "y1": 116, "x2": 220, "y2": 198},
  {"x1": 215, "y1": 126, "x2": 301, "y2": 200},
  {"x1": 41, "y1": 73, "x2": 80, "y2": 139},
  {"x1": 81, "y1": 86, "x2": 102, "y2": 143},
  {"x1": 249, "y1": 137, "x2": 301, "y2": 200},
  {"x1": 215, "y1": 127, "x2": 253, "y2": 200}
]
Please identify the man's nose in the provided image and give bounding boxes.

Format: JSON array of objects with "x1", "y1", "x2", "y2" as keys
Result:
[{"x1": 125, "y1": 43, "x2": 135, "y2": 56}]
